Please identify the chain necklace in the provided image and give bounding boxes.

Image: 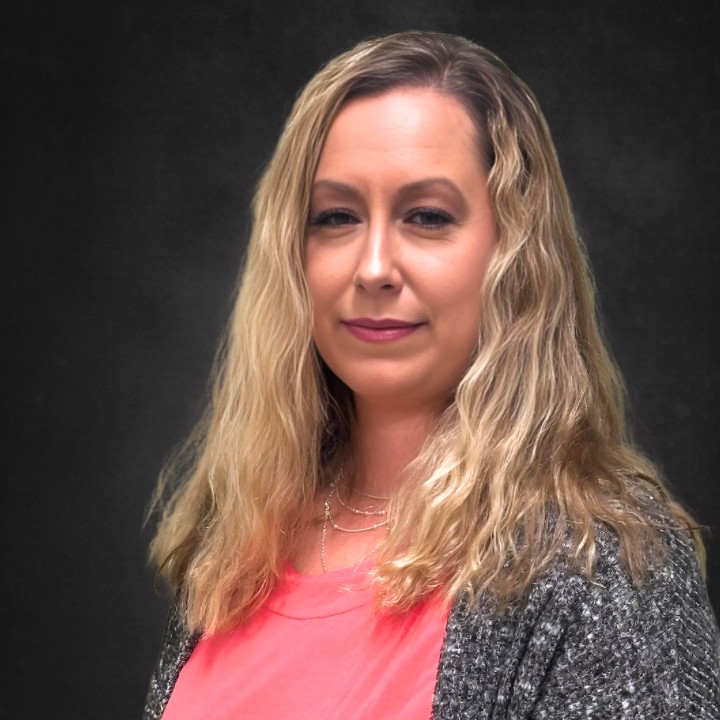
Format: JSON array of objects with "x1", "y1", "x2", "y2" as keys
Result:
[
  {"x1": 335, "y1": 488, "x2": 387, "y2": 517},
  {"x1": 320, "y1": 476, "x2": 389, "y2": 573},
  {"x1": 353, "y1": 486, "x2": 390, "y2": 501}
]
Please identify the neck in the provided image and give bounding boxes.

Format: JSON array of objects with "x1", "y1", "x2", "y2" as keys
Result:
[{"x1": 348, "y1": 396, "x2": 440, "y2": 497}]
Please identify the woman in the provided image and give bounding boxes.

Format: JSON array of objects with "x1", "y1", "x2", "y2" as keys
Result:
[{"x1": 143, "y1": 31, "x2": 720, "y2": 718}]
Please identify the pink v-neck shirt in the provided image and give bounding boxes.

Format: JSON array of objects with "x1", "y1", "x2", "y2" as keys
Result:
[{"x1": 163, "y1": 563, "x2": 450, "y2": 719}]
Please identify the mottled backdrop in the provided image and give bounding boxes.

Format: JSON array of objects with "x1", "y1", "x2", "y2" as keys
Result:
[{"x1": 4, "y1": 1, "x2": 718, "y2": 717}]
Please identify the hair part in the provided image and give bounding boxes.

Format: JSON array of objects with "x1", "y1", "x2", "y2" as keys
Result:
[{"x1": 148, "y1": 31, "x2": 701, "y2": 634}]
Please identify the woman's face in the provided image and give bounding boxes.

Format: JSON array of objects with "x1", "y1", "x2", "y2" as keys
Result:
[{"x1": 304, "y1": 88, "x2": 496, "y2": 414}]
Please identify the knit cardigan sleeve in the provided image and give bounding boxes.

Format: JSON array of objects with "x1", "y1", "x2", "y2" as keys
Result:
[
  {"x1": 432, "y1": 527, "x2": 720, "y2": 719},
  {"x1": 532, "y1": 529, "x2": 719, "y2": 718}
]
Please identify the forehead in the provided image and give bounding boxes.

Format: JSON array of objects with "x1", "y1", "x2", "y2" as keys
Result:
[{"x1": 315, "y1": 88, "x2": 482, "y2": 179}]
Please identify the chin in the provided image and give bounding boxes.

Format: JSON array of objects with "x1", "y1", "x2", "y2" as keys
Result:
[{"x1": 347, "y1": 378, "x2": 451, "y2": 412}]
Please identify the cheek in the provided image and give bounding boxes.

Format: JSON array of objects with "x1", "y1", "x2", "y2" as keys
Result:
[
  {"x1": 433, "y1": 255, "x2": 491, "y2": 353},
  {"x1": 303, "y1": 264, "x2": 338, "y2": 353},
  {"x1": 304, "y1": 249, "x2": 344, "y2": 306},
  {"x1": 433, "y1": 258, "x2": 487, "y2": 317}
]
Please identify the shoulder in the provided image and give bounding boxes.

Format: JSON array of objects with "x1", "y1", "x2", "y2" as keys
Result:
[
  {"x1": 539, "y1": 525, "x2": 720, "y2": 717},
  {"x1": 434, "y1": 525, "x2": 720, "y2": 719}
]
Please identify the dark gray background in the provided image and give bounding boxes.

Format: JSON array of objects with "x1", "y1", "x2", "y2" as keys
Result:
[{"x1": 4, "y1": 1, "x2": 718, "y2": 717}]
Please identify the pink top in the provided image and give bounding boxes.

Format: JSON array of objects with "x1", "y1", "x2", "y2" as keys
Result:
[{"x1": 163, "y1": 563, "x2": 450, "y2": 719}]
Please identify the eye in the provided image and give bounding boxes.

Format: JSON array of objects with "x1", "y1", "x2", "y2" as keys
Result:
[
  {"x1": 308, "y1": 208, "x2": 359, "y2": 227},
  {"x1": 405, "y1": 207, "x2": 454, "y2": 228}
]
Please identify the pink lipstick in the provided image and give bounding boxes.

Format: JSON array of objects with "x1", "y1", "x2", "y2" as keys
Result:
[{"x1": 342, "y1": 317, "x2": 423, "y2": 342}]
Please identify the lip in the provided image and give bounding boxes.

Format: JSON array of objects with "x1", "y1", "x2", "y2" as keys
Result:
[{"x1": 342, "y1": 317, "x2": 424, "y2": 342}]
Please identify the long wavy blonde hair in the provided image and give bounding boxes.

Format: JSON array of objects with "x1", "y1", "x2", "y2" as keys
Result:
[{"x1": 149, "y1": 31, "x2": 700, "y2": 634}]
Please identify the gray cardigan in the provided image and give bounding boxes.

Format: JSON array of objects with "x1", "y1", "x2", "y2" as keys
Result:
[{"x1": 143, "y1": 527, "x2": 720, "y2": 718}]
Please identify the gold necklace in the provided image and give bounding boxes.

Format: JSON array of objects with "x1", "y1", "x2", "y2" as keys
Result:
[
  {"x1": 335, "y1": 488, "x2": 387, "y2": 517},
  {"x1": 321, "y1": 477, "x2": 389, "y2": 573},
  {"x1": 353, "y1": 486, "x2": 390, "y2": 501}
]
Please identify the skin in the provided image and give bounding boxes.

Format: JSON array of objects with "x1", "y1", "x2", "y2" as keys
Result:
[{"x1": 296, "y1": 88, "x2": 496, "y2": 573}]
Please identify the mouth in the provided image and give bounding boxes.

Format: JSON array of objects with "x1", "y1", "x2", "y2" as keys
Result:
[{"x1": 342, "y1": 317, "x2": 424, "y2": 342}]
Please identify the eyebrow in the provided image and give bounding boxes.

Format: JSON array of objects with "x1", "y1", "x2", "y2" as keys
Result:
[
  {"x1": 312, "y1": 177, "x2": 469, "y2": 217},
  {"x1": 311, "y1": 177, "x2": 465, "y2": 198}
]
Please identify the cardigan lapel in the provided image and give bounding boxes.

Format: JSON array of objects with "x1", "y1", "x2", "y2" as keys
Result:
[{"x1": 143, "y1": 602, "x2": 199, "y2": 720}]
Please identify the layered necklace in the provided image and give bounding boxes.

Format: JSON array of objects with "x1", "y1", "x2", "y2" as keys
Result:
[{"x1": 321, "y1": 473, "x2": 390, "y2": 573}]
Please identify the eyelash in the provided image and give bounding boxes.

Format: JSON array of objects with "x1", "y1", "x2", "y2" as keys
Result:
[
  {"x1": 308, "y1": 208, "x2": 358, "y2": 226},
  {"x1": 405, "y1": 207, "x2": 453, "y2": 227},
  {"x1": 308, "y1": 206, "x2": 454, "y2": 228}
]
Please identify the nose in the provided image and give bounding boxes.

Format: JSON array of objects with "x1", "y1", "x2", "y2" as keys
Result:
[{"x1": 353, "y1": 220, "x2": 401, "y2": 293}]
